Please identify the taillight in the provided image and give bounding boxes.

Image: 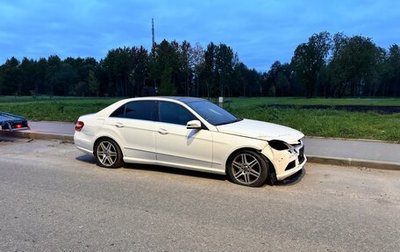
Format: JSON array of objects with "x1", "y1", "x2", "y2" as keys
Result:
[
  {"x1": 75, "y1": 121, "x2": 84, "y2": 131},
  {"x1": 15, "y1": 123, "x2": 23, "y2": 129}
]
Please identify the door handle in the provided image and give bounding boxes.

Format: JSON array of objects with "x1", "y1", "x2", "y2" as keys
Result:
[
  {"x1": 115, "y1": 122, "x2": 124, "y2": 128},
  {"x1": 158, "y1": 128, "x2": 168, "y2": 135}
]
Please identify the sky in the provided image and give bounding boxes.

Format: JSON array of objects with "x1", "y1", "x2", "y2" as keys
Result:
[{"x1": 1, "y1": 0, "x2": 399, "y2": 71}]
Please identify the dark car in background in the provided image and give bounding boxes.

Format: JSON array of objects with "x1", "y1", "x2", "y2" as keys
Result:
[{"x1": 0, "y1": 112, "x2": 29, "y2": 131}]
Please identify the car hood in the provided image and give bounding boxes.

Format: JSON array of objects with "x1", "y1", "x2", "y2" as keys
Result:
[{"x1": 216, "y1": 119, "x2": 304, "y2": 144}]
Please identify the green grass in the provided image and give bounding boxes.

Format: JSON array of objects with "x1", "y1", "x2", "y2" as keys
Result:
[
  {"x1": 228, "y1": 106, "x2": 400, "y2": 142},
  {"x1": 1, "y1": 96, "x2": 399, "y2": 142},
  {"x1": 228, "y1": 97, "x2": 400, "y2": 106},
  {"x1": 226, "y1": 98, "x2": 400, "y2": 142},
  {"x1": 0, "y1": 95, "x2": 104, "y2": 103},
  {"x1": 0, "y1": 98, "x2": 119, "y2": 121}
]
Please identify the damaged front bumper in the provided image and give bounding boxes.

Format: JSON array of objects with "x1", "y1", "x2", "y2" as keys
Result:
[{"x1": 263, "y1": 139, "x2": 307, "y2": 181}]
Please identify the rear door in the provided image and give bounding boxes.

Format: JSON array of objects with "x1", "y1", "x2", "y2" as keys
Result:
[{"x1": 107, "y1": 100, "x2": 157, "y2": 162}]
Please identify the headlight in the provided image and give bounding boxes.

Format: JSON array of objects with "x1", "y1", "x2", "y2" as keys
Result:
[{"x1": 268, "y1": 140, "x2": 290, "y2": 150}]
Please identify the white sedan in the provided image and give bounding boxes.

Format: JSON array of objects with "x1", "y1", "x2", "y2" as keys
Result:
[{"x1": 74, "y1": 97, "x2": 306, "y2": 187}]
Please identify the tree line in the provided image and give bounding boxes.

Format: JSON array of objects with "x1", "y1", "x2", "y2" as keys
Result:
[{"x1": 0, "y1": 31, "x2": 399, "y2": 98}]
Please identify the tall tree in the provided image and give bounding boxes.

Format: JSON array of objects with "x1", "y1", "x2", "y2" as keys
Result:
[
  {"x1": 264, "y1": 61, "x2": 292, "y2": 96},
  {"x1": 189, "y1": 43, "x2": 205, "y2": 96},
  {"x1": 0, "y1": 57, "x2": 21, "y2": 95},
  {"x1": 178, "y1": 41, "x2": 192, "y2": 96},
  {"x1": 215, "y1": 43, "x2": 236, "y2": 97},
  {"x1": 291, "y1": 32, "x2": 331, "y2": 98},
  {"x1": 1, "y1": 33, "x2": 399, "y2": 98},
  {"x1": 46, "y1": 55, "x2": 62, "y2": 96},
  {"x1": 232, "y1": 62, "x2": 248, "y2": 96},
  {"x1": 149, "y1": 40, "x2": 181, "y2": 95},
  {"x1": 384, "y1": 44, "x2": 400, "y2": 96},
  {"x1": 329, "y1": 34, "x2": 384, "y2": 97},
  {"x1": 130, "y1": 46, "x2": 149, "y2": 96},
  {"x1": 35, "y1": 58, "x2": 48, "y2": 95},
  {"x1": 199, "y1": 43, "x2": 237, "y2": 97},
  {"x1": 102, "y1": 47, "x2": 145, "y2": 96},
  {"x1": 232, "y1": 63, "x2": 262, "y2": 97},
  {"x1": 19, "y1": 58, "x2": 36, "y2": 95},
  {"x1": 103, "y1": 48, "x2": 129, "y2": 96},
  {"x1": 200, "y1": 42, "x2": 217, "y2": 97}
]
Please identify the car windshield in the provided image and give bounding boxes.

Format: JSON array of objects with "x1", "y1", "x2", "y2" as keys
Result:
[{"x1": 186, "y1": 100, "x2": 241, "y2": 126}]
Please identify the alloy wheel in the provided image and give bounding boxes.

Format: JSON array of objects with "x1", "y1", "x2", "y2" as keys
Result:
[
  {"x1": 231, "y1": 153, "x2": 262, "y2": 185},
  {"x1": 96, "y1": 140, "x2": 118, "y2": 167}
]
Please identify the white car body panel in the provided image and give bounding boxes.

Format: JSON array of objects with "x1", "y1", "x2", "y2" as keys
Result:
[
  {"x1": 154, "y1": 121, "x2": 213, "y2": 168},
  {"x1": 105, "y1": 117, "x2": 157, "y2": 162},
  {"x1": 216, "y1": 119, "x2": 304, "y2": 144},
  {"x1": 74, "y1": 97, "x2": 307, "y2": 182}
]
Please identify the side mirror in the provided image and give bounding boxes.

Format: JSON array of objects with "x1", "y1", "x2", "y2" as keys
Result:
[{"x1": 186, "y1": 120, "x2": 202, "y2": 129}]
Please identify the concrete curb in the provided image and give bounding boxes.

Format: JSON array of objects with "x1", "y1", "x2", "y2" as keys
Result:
[
  {"x1": 307, "y1": 155, "x2": 400, "y2": 171},
  {"x1": 0, "y1": 131, "x2": 74, "y2": 143},
  {"x1": 305, "y1": 136, "x2": 399, "y2": 144},
  {"x1": 1, "y1": 131, "x2": 399, "y2": 171}
]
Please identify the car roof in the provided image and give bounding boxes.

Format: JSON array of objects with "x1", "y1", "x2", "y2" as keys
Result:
[
  {"x1": 157, "y1": 96, "x2": 205, "y2": 103},
  {"x1": 122, "y1": 96, "x2": 206, "y2": 104}
]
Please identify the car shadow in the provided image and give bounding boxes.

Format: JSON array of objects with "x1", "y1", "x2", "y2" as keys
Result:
[
  {"x1": 0, "y1": 135, "x2": 32, "y2": 143},
  {"x1": 75, "y1": 154, "x2": 226, "y2": 182},
  {"x1": 75, "y1": 154, "x2": 305, "y2": 186},
  {"x1": 125, "y1": 163, "x2": 227, "y2": 182},
  {"x1": 0, "y1": 137, "x2": 14, "y2": 142},
  {"x1": 76, "y1": 154, "x2": 96, "y2": 164},
  {"x1": 274, "y1": 168, "x2": 305, "y2": 186}
]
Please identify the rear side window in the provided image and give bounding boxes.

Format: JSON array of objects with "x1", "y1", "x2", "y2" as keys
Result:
[
  {"x1": 110, "y1": 101, "x2": 156, "y2": 121},
  {"x1": 158, "y1": 101, "x2": 196, "y2": 125}
]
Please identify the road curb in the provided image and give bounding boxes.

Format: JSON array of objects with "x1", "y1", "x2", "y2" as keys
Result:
[
  {"x1": 305, "y1": 136, "x2": 399, "y2": 144},
  {"x1": 307, "y1": 155, "x2": 400, "y2": 171},
  {"x1": 2, "y1": 131, "x2": 400, "y2": 171},
  {"x1": 0, "y1": 131, "x2": 74, "y2": 143}
]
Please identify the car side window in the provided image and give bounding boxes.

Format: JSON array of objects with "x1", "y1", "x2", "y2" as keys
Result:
[
  {"x1": 110, "y1": 105, "x2": 125, "y2": 117},
  {"x1": 110, "y1": 101, "x2": 156, "y2": 121},
  {"x1": 158, "y1": 101, "x2": 196, "y2": 125}
]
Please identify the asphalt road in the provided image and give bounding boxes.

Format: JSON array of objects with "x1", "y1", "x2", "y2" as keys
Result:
[{"x1": 1, "y1": 138, "x2": 399, "y2": 251}]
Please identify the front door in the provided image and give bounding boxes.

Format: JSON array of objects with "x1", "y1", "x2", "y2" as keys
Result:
[{"x1": 155, "y1": 101, "x2": 213, "y2": 170}]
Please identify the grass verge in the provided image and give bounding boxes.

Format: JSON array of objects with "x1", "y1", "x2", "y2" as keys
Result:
[
  {"x1": 228, "y1": 106, "x2": 400, "y2": 142},
  {"x1": 0, "y1": 98, "x2": 119, "y2": 122}
]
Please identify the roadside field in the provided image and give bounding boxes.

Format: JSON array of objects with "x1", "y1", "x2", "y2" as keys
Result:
[
  {"x1": 0, "y1": 97, "x2": 119, "y2": 121},
  {"x1": 0, "y1": 96, "x2": 399, "y2": 142},
  {"x1": 228, "y1": 97, "x2": 400, "y2": 106},
  {"x1": 226, "y1": 97, "x2": 400, "y2": 142}
]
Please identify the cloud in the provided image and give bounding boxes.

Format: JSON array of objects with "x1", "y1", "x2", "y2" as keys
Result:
[{"x1": 0, "y1": 0, "x2": 399, "y2": 70}]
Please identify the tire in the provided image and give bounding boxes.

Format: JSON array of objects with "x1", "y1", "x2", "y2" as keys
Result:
[
  {"x1": 227, "y1": 150, "x2": 268, "y2": 187},
  {"x1": 94, "y1": 138, "x2": 123, "y2": 168},
  {"x1": 266, "y1": 164, "x2": 277, "y2": 186}
]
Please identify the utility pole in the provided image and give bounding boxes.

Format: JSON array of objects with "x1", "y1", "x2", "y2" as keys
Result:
[
  {"x1": 151, "y1": 18, "x2": 155, "y2": 52},
  {"x1": 151, "y1": 18, "x2": 157, "y2": 95}
]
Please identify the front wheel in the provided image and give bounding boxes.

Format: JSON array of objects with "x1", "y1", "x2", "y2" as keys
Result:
[
  {"x1": 227, "y1": 150, "x2": 268, "y2": 187},
  {"x1": 94, "y1": 138, "x2": 123, "y2": 168}
]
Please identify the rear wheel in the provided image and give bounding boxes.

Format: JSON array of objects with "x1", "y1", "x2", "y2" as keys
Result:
[
  {"x1": 227, "y1": 150, "x2": 268, "y2": 187},
  {"x1": 94, "y1": 139, "x2": 123, "y2": 168}
]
